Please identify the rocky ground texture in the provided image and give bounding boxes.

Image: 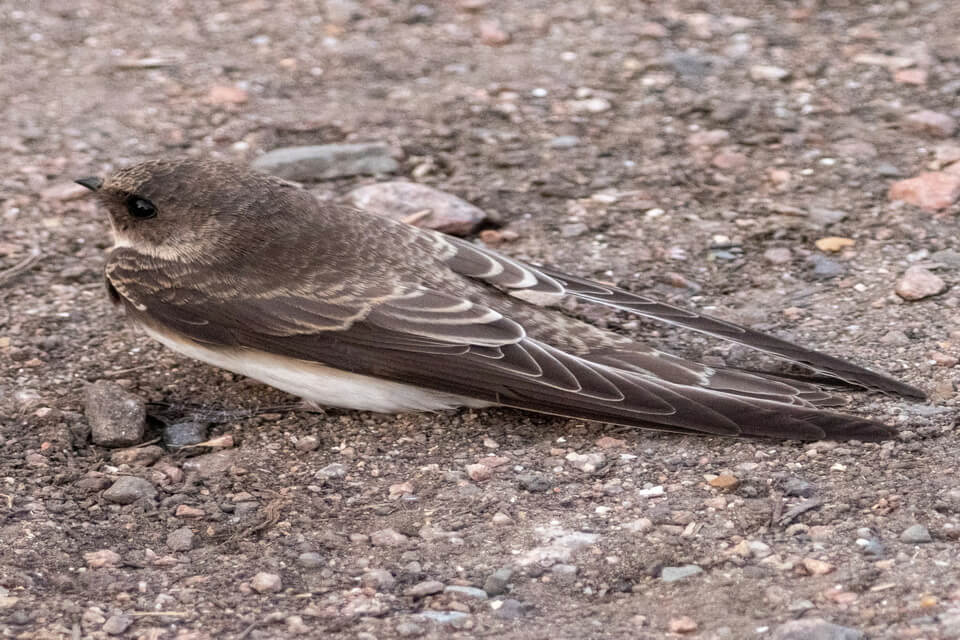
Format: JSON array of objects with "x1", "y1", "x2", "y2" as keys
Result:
[{"x1": 2, "y1": 0, "x2": 960, "y2": 638}]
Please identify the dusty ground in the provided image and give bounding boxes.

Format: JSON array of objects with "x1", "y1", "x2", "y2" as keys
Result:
[{"x1": 3, "y1": 0, "x2": 960, "y2": 638}]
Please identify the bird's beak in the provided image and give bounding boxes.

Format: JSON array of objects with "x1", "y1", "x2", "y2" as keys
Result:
[{"x1": 74, "y1": 176, "x2": 103, "y2": 192}]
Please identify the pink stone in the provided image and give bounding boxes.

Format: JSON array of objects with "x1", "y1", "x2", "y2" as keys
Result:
[{"x1": 888, "y1": 172, "x2": 960, "y2": 211}]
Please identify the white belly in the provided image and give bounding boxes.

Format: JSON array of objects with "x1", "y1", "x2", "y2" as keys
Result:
[{"x1": 139, "y1": 324, "x2": 493, "y2": 413}]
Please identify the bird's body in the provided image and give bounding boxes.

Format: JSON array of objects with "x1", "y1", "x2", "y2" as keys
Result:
[{"x1": 81, "y1": 159, "x2": 925, "y2": 441}]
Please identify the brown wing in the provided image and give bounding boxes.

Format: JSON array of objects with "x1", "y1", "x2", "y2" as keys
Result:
[
  {"x1": 106, "y1": 249, "x2": 896, "y2": 441},
  {"x1": 441, "y1": 236, "x2": 926, "y2": 400}
]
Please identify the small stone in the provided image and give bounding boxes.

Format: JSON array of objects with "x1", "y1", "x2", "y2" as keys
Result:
[
  {"x1": 569, "y1": 97, "x2": 612, "y2": 114},
  {"x1": 405, "y1": 580, "x2": 444, "y2": 598},
  {"x1": 594, "y1": 436, "x2": 626, "y2": 449},
  {"x1": 889, "y1": 171, "x2": 960, "y2": 211},
  {"x1": 900, "y1": 524, "x2": 932, "y2": 543},
  {"x1": 345, "y1": 181, "x2": 488, "y2": 236},
  {"x1": 371, "y1": 529, "x2": 409, "y2": 547},
  {"x1": 298, "y1": 552, "x2": 323, "y2": 568},
  {"x1": 708, "y1": 474, "x2": 740, "y2": 490},
  {"x1": 163, "y1": 422, "x2": 209, "y2": 447},
  {"x1": 903, "y1": 110, "x2": 957, "y2": 138},
  {"x1": 317, "y1": 463, "x2": 346, "y2": 480},
  {"x1": 419, "y1": 611, "x2": 468, "y2": 626},
  {"x1": 661, "y1": 565, "x2": 703, "y2": 582},
  {"x1": 253, "y1": 143, "x2": 399, "y2": 181},
  {"x1": 103, "y1": 476, "x2": 157, "y2": 505},
  {"x1": 492, "y1": 598, "x2": 532, "y2": 620},
  {"x1": 808, "y1": 207, "x2": 848, "y2": 227},
  {"x1": 784, "y1": 478, "x2": 815, "y2": 498},
  {"x1": 565, "y1": 451, "x2": 604, "y2": 472},
  {"x1": 166, "y1": 527, "x2": 194, "y2": 551},
  {"x1": 764, "y1": 247, "x2": 792, "y2": 265},
  {"x1": 483, "y1": 568, "x2": 513, "y2": 596},
  {"x1": 548, "y1": 135, "x2": 580, "y2": 149},
  {"x1": 396, "y1": 621, "x2": 425, "y2": 637},
  {"x1": 711, "y1": 151, "x2": 748, "y2": 170},
  {"x1": 181, "y1": 450, "x2": 237, "y2": 479},
  {"x1": 801, "y1": 558, "x2": 835, "y2": 575},
  {"x1": 895, "y1": 266, "x2": 946, "y2": 301},
  {"x1": 517, "y1": 472, "x2": 553, "y2": 492},
  {"x1": 102, "y1": 614, "x2": 133, "y2": 635},
  {"x1": 560, "y1": 222, "x2": 589, "y2": 238},
  {"x1": 343, "y1": 596, "x2": 389, "y2": 617},
  {"x1": 207, "y1": 85, "x2": 249, "y2": 105},
  {"x1": 296, "y1": 435, "x2": 320, "y2": 452},
  {"x1": 250, "y1": 572, "x2": 282, "y2": 593},
  {"x1": 808, "y1": 254, "x2": 846, "y2": 279},
  {"x1": 84, "y1": 549, "x2": 122, "y2": 568},
  {"x1": 934, "y1": 143, "x2": 960, "y2": 167},
  {"x1": 815, "y1": 237, "x2": 855, "y2": 252},
  {"x1": 478, "y1": 20, "x2": 510, "y2": 45},
  {"x1": 444, "y1": 585, "x2": 488, "y2": 600},
  {"x1": 771, "y1": 618, "x2": 863, "y2": 640},
  {"x1": 894, "y1": 68, "x2": 928, "y2": 85},
  {"x1": 362, "y1": 569, "x2": 397, "y2": 591},
  {"x1": 668, "y1": 616, "x2": 699, "y2": 634},
  {"x1": 110, "y1": 445, "x2": 164, "y2": 467},
  {"x1": 491, "y1": 512, "x2": 513, "y2": 525},
  {"x1": 750, "y1": 65, "x2": 790, "y2": 81},
  {"x1": 85, "y1": 381, "x2": 146, "y2": 447},
  {"x1": 466, "y1": 463, "x2": 492, "y2": 482},
  {"x1": 688, "y1": 129, "x2": 730, "y2": 146},
  {"x1": 623, "y1": 518, "x2": 653, "y2": 533}
]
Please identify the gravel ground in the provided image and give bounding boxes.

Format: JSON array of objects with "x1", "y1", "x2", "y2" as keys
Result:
[{"x1": 2, "y1": 1, "x2": 960, "y2": 638}]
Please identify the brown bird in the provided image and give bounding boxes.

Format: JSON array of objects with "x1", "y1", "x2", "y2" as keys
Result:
[{"x1": 77, "y1": 159, "x2": 925, "y2": 441}]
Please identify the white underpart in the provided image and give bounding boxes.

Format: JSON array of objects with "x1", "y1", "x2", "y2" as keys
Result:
[{"x1": 139, "y1": 324, "x2": 493, "y2": 413}]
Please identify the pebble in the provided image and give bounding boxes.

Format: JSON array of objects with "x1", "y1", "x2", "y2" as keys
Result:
[
  {"x1": 888, "y1": 171, "x2": 960, "y2": 211},
  {"x1": 623, "y1": 518, "x2": 653, "y2": 533},
  {"x1": 318, "y1": 463, "x2": 347, "y2": 480},
  {"x1": 182, "y1": 450, "x2": 237, "y2": 479},
  {"x1": 478, "y1": 20, "x2": 510, "y2": 46},
  {"x1": 405, "y1": 580, "x2": 444, "y2": 598},
  {"x1": 903, "y1": 110, "x2": 957, "y2": 138},
  {"x1": 483, "y1": 568, "x2": 513, "y2": 596},
  {"x1": 84, "y1": 549, "x2": 121, "y2": 568},
  {"x1": 750, "y1": 65, "x2": 790, "y2": 81},
  {"x1": 396, "y1": 621, "x2": 425, "y2": 637},
  {"x1": 784, "y1": 478, "x2": 815, "y2": 498},
  {"x1": 771, "y1": 618, "x2": 863, "y2": 640},
  {"x1": 519, "y1": 529, "x2": 599, "y2": 565},
  {"x1": 560, "y1": 222, "x2": 589, "y2": 238},
  {"x1": 173, "y1": 503, "x2": 201, "y2": 517},
  {"x1": 101, "y1": 614, "x2": 133, "y2": 635},
  {"x1": 660, "y1": 565, "x2": 703, "y2": 582},
  {"x1": 492, "y1": 598, "x2": 532, "y2": 620},
  {"x1": 668, "y1": 616, "x2": 698, "y2": 634},
  {"x1": 296, "y1": 435, "x2": 320, "y2": 452},
  {"x1": 85, "y1": 381, "x2": 146, "y2": 447},
  {"x1": 206, "y1": 85, "x2": 249, "y2": 105},
  {"x1": 419, "y1": 611, "x2": 468, "y2": 625},
  {"x1": 345, "y1": 182, "x2": 488, "y2": 236},
  {"x1": 569, "y1": 97, "x2": 612, "y2": 114},
  {"x1": 548, "y1": 135, "x2": 580, "y2": 149},
  {"x1": 343, "y1": 596, "x2": 389, "y2": 617},
  {"x1": 895, "y1": 266, "x2": 946, "y2": 301},
  {"x1": 103, "y1": 476, "x2": 157, "y2": 504},
  {"x1": 931, "y1": 249, "x2": 960, "y2": 268},
  {"x1": 687, "y1": 129, "x2": 730, "y2": 146},
  {"x1": 252, "y1": 143, "x2": 399, "y2": 181},
  {"x1": 166, "y1": 527, "x2": 194, "y2": 551},
  {"x1": 517, "y1": 472, "x2": 553, "y2": 492},
  {"x1": 565, "y1": 451, "x2": 604, "y2": 472},
  {"x1": 808, "y1": 254, "x2": 846, "y2": 279},
  {"x1": 371, "y1": 528, "x2": 409, "y2": 547},
  {"x1": 362, "y1": 569, "x2": 397, "y2": 591},
  {"x1": 900, "y1": 524, "x2": 932, "y2": 543},
  {"x1": 298, "y1": 552, "x2": 323, "y2": 568},
  {"x1": 764, "y1": 247, "x2": 792, "y2": 265},
  {"x1": 465, "y1": 463, "x2": 491, "y2": 482},
  {"x1": 815, "y1": 237, "x2": 854, "y2": 252},
  {"x1": 110, "y1": 445, "x2": 163, "y2": 467},
  {"x1": 934, "y1": 143, "x2": 960, "y2": 167},
  {"x1": 894, "y1": 68, "x2": 928, "y2": 85},
  {"x1": 711, "y1": 151, "x2": 748, "y2": 170},
  {"x1": 708, "y1": 474, "x2": 740, "y2": 490},
  {"x1": 801, "y1": 558, "x2": 835, "y2": 575},
  {"x1": 250, "y1": 572, "x2": 282, "y2": 593},
  {"x1": 444, "y1": 585, "x2": 488, "y2": 600},
  {"x1": 163, "y1": 422, "x2": 209, "y2": 447}
]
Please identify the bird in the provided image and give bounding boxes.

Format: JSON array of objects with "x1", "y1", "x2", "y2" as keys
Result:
[{"x1": 76, "y1": 158, "x2": 925, "y2": 442}]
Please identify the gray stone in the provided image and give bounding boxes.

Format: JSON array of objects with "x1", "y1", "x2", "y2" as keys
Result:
[
  {"x1": 345, "y1": 181, "x2": 487, "y2": 236},
  {"x1": 163, "y1": 422, "x2": 209, "y2": 448},
  {"x1": 252, "y1": 143, "x2": 399, "y2": 181},
  {"x1": 517, "y1": 472, "x2": 553, "y2": 492},
  {"x1": 783, "y1": 477, "x2": 815, "y2": 498},
  {"x1": 808, "y1": 207, "x2": 847, "y2": 227},
  {"x1": 771, "y1": 618, "x2": 863, "y2": 640},
  {"x1": 550, "y1": 564, "x2": 578, "y2": 583},
  {"x1": 483, "y1": 567, "x2": 513, "y2": 596},
  {"x1": 362, "y1": 568, "x2": 396, "y2": 591},
  {"x1": 900, "y1": 524, "x2": 932, "y2": 543},
  {"x1": 931, "y1": 249, "x2": 960, "y2": 268},
  {"x1": 85, "y1": 381, "x2": 145, "y2": 447},
  {"x1": 808, "y1": 254, "x2": 846, "y2": 279},
  {"x1": 166, "y1": 527, "x2": 194, "y2": 551},
  {"x1": 419, "y1": 611, "x2": 468, "y2": 625},
  {"x1": 250, "y1": 572, "x2": 282, "y2": 593},
  {"x1": 660, "y1": 564, "x2": 703, "y2": 582},
  {"x1": 298, "y1": 552, "x2": 324, "y2": 568},
  {"x1": 110, "y1": 445, "x2": 164, "y2": 467},
  {"x1": 182, "y1": 450, "x2": 237, "y2": 479},
  {"x1": 493, "y1": 598, "x2": 533, "y2": 620},
  {"x1": 102, "y1": 614, "x2": 133, "y2": 635},
  {"x1": 405, "y1": 580, "x2": 444, "y2": 598},
  {"x1": 396, "y1": 621, "x2": 425, "y2": 637},
  {"x1": 560, "y1": 222, "x2": 589, "y2": 238},
  {"x1": 548, "y1": 135, "x2": 581, "y2": 149},
  {"x1": 317, "y1": 463, "x2": 347, "y2": 480},
  {"x1": 444, "y1": 585, "x2": 487, "y2": 600},
  {"x1": 103, "y1": 476, "x2": 157, "y2": 505}
]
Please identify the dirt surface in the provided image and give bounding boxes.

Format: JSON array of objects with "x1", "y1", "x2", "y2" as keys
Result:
[{"x1": 3, "y1": 1, "x2": 960, "y2": 638}]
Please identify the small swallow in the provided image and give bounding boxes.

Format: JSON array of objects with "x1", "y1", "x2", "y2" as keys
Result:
[{"x1": 77, "y1": 159, "x2": 925, "y2": 441}]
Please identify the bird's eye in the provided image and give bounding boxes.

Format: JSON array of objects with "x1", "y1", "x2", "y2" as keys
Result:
[{"x1": 125, "y1": 194, "x2": 157, "y2": 219}]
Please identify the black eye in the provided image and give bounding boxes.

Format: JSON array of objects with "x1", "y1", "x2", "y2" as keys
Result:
[{"x1": 125, "y1": 194, "x2": 157, "y2": 219}]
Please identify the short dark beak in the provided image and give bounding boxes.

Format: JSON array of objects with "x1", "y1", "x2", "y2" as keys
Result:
[{"x1": 74, "y1": 176, "x2": 103, "y2": 192}]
